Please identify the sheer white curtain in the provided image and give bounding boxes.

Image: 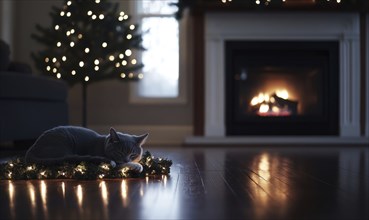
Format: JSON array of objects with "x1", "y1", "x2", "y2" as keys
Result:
[{"x1": 136, "y1": 0, "x2": 179, "y2": 98}]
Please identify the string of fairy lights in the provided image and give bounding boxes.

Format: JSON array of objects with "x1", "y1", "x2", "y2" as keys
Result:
[
  {"x1": 33, "y1": 0, "x2": 144, "y2": 85},
  {"x1": 0, "y1": 151, "x2": 172, "y2": 180}
]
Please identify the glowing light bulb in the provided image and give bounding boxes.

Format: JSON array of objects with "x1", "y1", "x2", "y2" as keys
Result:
[
  {"x1": 79, "y1": 61, "x2": 84, "y2": 67},
  {"x1": 87, "y1": 11, "x2": 92, "y2": 16},
  {"x1": 129, "y1": 25, "x2": 135, "y2": 30},
  {"x1": 138, "y1": 73, "x2": 144, "y2": 79},
  {"x1": 115, "y1": 62, "x2": 121, "y2": 68},
  {"x1": 53, "y1": 68, "x2": 57, "y2": 73},
  {"x1": 46, "y1": 66, "x2": 51, "y2": 71},
  {"x1": 70, "y1": 42, "x2": 75, "y2": 47},
  {"x1": 96, "y1": 0, "x2": 101, "y2": 3},
  {"x1": 45, "y1": 57, "x2": 50, "y2": 62},
  {"x1": 131, "y1": 59, "x2": 137, "y2": 65},
  {"x1": 57, "y1": 73, "x2": 61, "y2": 78},
  {"x1": 55, "y1": 25, "x2": 60, "y2": 30},
  {"x1": 256, "y1": 0, "x2": 260, "y2": 4},
  {"x1": 84, "y1": 76, "x2": 89, "y2": 82},
  {"x1": 109, "y1": 55, "x2": 115, "y2": 61},
  {"x1": 85, "y1": 48, "x2": 90, "y2": 53},
  {"x1": 126, "y1": 34, "x2": 132, "y2": 39},
  {"x1": 57, "y1": 42, "x2": 61, "y2": 47},
  {"x1": 125, "y1": 49, "x2": 132, "y2": 56},
  {"x1": 119, "y1": 54, "x2": 124, "y2": 59},
  {"x1": 66, "y1": 31, "x2": 71, "y2": 36},
  {"x1": 71, "y1": 70, "x2": 76, "y2": 75},
  {"x1": 70, "y1": 29, "x2": 75, "y2": 34},
  {"x1": 123, "y1": 15, "x2": 128, "y2": 20},
  {"x1": 120, "y1": 12, "x2": 125, "y2": 16},
  {"x1": 62, "y1": 56, "x2": 67, "y2": 61},
  {"x1": 95, "y1": 66, "x2": 99, "y2": 71},
  {"x1": 92, "y1": 15, "x2": 97, "y2": 20},
  {"x1": 78, "y1": 34, "x2": 83, "y2": 39},
  {"x1": 102, "y1": 42, "x2": 107, "y2": 48},
  {"x1": 52, "y1": 58, "x2": 57, "y2": 63},
  {"x1": 122, "y1": 60, "x2": 127, "y2": 66},
  {"x1": 120, "y1": 73, "x2": 126, "y2": 78},
  {"x1": 118, "y1": 17, "x2": 124, "y2": 21},
  {"x1": 94, "y1": 59, "x2": 99, "y2": 65},
  {"x1": 66, "y1": 12, "x2": 71, "y2": 17},
  {"x1": 99, "y1": 14, "x2": 104, "y2": 20},
  {"x1": 67, "y1": 1, "x2": 72, "y2": 6},
  {"x1": 60, "y1": 11, "x2": 65, "y2": 16}
]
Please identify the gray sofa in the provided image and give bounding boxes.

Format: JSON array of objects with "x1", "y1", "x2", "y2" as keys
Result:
[
  {"x1": 0, "y1": 71, "x2": 68, "y2": 142},
  {"x1": 0, "y1": 39, "x2": 68, "y2": 143}
]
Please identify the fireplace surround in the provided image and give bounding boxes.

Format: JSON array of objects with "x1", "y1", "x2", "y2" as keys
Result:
[{"x1": 201, "y1": 12, "x2": 364, "y2": 139}]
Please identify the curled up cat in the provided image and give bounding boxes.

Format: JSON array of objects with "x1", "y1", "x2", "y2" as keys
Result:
[{"x1": 25, "y1": 126, "x2": 148, "y2": 173}]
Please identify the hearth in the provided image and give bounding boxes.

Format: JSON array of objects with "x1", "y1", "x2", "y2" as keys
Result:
[{"x1": 225, "y1": 41, "x2": 339, "y2": 135}]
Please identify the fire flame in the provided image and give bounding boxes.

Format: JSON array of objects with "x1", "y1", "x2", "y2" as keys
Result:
[
  {"x1": 250, "y1": 89, "x2": 294, "y2": 116},
  {"x1": 251, "y1": 89, "x2": 289, "y2": 107}
]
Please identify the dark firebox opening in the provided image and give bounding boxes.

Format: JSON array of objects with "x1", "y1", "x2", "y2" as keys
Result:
[{"x1": 225, "y1": 41, "x2": 339, "y2": 136}]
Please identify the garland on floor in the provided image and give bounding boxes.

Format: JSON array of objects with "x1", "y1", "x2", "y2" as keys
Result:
[{"x1": 0, "y1": 151, "x2": 172, "y2": 180}]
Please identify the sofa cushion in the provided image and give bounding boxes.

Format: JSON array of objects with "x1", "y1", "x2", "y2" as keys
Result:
[
  {"x1": 0, "y1": 71, "x2": 68, "y2": 101},
  {"x1": 8, "y1": 61, "x2": 32, "y2": 74},
  {"x1": 0, "y1": 99, "x2": 68, "y2": 141}
]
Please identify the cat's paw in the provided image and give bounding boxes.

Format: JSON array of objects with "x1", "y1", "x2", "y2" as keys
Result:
[
  {"x1": 131, "y1": 163, "x2": 143, "y2": 173},
  {"x1": 119, "y1": 162, "x2": 143, "y2": 173},
  {"x1": 110, "y1": 160, "x2": 116, "y2": 168}
]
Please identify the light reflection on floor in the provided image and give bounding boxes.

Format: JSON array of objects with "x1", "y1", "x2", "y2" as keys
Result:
[
  {"x1": 2, "y1": 176, "x2": 181, "y2": 219},
  {"x1": 0, "y1": 147, "x2": 368, "y2": 220},
  {"x1": 249, "y1": 153, "x2": 290, "y2": 219}
]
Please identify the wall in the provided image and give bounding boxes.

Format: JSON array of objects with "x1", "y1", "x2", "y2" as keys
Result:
[
  {"x1": 6, "y1": 0, "x2": 193, "y2": 144},
  {"x1": 0, "y1": 0, "x2": 15, "y2": 57}
]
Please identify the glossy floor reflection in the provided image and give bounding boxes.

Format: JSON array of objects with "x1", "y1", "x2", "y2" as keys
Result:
[{"x1": 0, "y1": 146, "x2": 368, "y2": 220}]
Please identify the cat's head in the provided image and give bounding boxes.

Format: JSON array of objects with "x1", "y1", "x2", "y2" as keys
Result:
[{"x1": 104, "y1": 127, "x2": 148, "y2": 164}]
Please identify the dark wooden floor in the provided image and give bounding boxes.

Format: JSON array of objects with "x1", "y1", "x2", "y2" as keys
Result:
[{"x1": 0, "y1": 146, "x2": 368, "y2": 220}]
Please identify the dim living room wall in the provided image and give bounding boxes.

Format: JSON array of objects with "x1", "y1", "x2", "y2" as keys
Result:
[{"x1": 2, "y1": 1, "x2": 193, "y2": 145}]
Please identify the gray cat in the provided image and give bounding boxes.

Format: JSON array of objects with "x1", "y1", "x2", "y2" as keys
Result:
[{"x1": 25, "y1": 126, "x2": 148, "y2": 172}]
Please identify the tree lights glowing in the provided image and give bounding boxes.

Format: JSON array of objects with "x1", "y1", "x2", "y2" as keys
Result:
[{"x1": 31, "y1": 0, "x2": 144, "y2": 126}]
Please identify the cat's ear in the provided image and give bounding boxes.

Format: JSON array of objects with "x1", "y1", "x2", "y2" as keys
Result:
[
  {"x1": 136, "y1": 133, "x2": 149, "y2": 145},
  {"x1": 109, "y1": 127, "x2": 120, "y2": 143}
]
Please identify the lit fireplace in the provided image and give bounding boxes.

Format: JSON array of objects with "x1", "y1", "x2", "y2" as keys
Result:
[
  {"x1": 199, "y1": 13, "x2": 361, "y2": 138},
  {"x1": 249, "y1": 89, "x2": 298, "y2": 116},
  {"x1": 225, "y1": 41, "x2": 339, "y2": 135}
]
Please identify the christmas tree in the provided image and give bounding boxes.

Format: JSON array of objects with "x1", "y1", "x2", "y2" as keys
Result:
[{"x1": 31, "y1": 0, "x2": 144, "y2": 126}]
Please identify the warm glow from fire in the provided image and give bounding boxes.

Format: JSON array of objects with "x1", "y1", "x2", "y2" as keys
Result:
[
  {"x1": 259, "y1": 104, "x2": 269, "y2": 113},
  {"x1": 275, "y1": 89, "x2": 289, "y2": 100},
  {"x1": 250, "y1": 89, "x2": 289, "y2": 106},
  {"x1": 249, "y1": 89, "x2": 297, "y2": 116}
]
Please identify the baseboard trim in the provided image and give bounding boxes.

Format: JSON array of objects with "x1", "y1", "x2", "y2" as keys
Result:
[
  {"x1": 88, "y1": 125, "x2": 193, "y2": 145},
  {"x1": 185, "y1": 136, "x2": 369, "y2": 146}
]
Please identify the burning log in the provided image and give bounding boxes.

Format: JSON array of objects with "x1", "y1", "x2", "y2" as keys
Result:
[
  {"x1": 248, "y1": 93, "x2": 298, "y2": 116},
  {"x1": 271, "y1": 93, "x2": 298, "y2": 115}
]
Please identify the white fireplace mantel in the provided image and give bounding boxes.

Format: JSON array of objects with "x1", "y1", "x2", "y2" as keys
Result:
[{"x1": 202, "y1": 12, "x2": 365, "y2": 138}]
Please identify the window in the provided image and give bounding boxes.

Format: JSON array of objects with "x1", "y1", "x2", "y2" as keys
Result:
[{"x1": 131, "y1": 0, "x2": 184, "y2": 103}]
